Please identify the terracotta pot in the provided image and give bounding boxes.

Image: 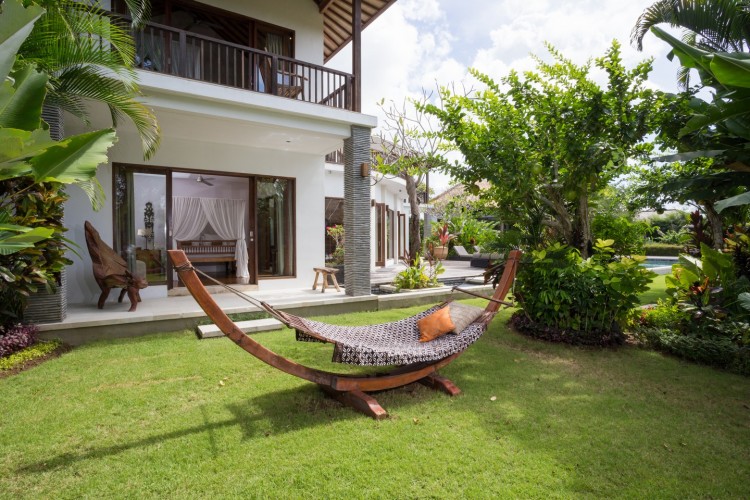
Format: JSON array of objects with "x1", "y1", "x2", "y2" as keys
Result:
[{"x1": 432, "y1": 245, "x2": 448, "y2": 260}]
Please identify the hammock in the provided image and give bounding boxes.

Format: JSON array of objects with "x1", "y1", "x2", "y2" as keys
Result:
[{"x1": 169, "y1": 249, "x2": 521, "y2": 418}]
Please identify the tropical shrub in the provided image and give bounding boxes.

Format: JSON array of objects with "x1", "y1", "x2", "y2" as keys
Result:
[
  {"x1": 0, "y1": 0, "x2": 117, "y2": 326},
  {"x1": 647, "y1": 212, "x2": 687, "y2": 237},
  {"x1": 631, "y1": 243, "x2": 750, "y2": 374},
  {"x1": 685, "y1": 211, "x2": 714, "y2": 255},
  {"x1": 511, "y1": 239, "x2": 655, "y2": 345},
  {"x1": 726, "y1": 225, "x2": 750, "y2": 280},
  {"x1": 0, "y1": 180, "x2": 70, "y2": 323},
  {"x1": 434, "y1": 223, "x2": 453, "y2": 247},
  {"x1": 393, "y1": 253, "x2": 444, "y2": 290},
  {"x1": 636, "y1": 300, "x2": 690, "y2": 332},
  {"x1": 592, "y1": 213, "x2": 651, "y2": 255},
  {"x1": 325, "y1": 224, "x2": 345, "y2": 265},
  {"x1": 666, "y1": 244, "x2": 750, "y2": 324},
  {"x1": 0, "y1": 323, "x2": 39, "y2": 358},
  {"x1": 654, "y1": 229, "x2": 689, "y2": 245},
  {"x1": 490, "y1": 228, "x2": 523, "y2": 250},
  {"x1": 447, "y1": 214, "x2": 495, "y2": 250}
]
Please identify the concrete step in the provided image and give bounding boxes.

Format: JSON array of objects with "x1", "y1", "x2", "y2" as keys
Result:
[{"x1": 197, "y1": 318, "x2": 283, "y2": 339}]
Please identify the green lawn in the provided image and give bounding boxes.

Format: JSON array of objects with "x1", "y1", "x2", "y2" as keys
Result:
[
  {"x1": 639, "y1": 274, "x2": 668, "y2": 305},
  {"x1": 1, "y1": 301, "x2": 748, "y2": 498}
]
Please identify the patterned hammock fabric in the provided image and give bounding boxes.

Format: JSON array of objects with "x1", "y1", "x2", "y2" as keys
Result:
[{"x1": 289, "y1": 306, "x2": 491, "y2": 366}]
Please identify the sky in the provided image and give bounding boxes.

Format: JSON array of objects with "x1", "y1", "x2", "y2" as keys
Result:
[{"x1": 329, "y1": 0, "x2": 684, "y2": 193}]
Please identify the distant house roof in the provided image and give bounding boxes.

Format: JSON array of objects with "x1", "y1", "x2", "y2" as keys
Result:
[
  {"x1": 431, "y1": 181, "x2": 492, "y2": 205},
  {"x1": 315, "y1": 0, "x2": 398, "y2": 62}
]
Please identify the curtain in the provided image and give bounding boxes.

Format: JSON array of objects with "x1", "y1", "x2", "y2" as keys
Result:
[
  {"x1": 275, "y1": 194, "x2": 285, "y2": 274},
  {"x1": 172, "y1": 197, "x2": 208, "y2": 243},
  {"x1": 200, "y1": 198, "x2": 250, "y2": 279},
  {"x1": 266, "y1": 33, "x2": 285, "y2": 56}
]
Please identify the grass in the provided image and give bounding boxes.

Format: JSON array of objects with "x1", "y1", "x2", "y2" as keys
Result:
[
  {"x1": 639, "y1": 274, "x2": 668, "y2": 305},
  {"x1": 1, "y1": 300, "x2": 749, "y2": 498}
]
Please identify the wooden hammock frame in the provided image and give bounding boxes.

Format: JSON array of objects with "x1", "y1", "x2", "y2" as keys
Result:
[{"x1": 168, "y1": 249, "x2": 521, "y2": 419}]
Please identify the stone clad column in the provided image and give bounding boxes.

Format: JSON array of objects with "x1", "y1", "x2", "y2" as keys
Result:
[{"x1": 343, "y1": 125, "x2": 371, "y2": 296}]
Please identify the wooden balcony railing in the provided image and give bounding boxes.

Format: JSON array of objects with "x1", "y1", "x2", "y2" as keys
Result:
[
  {"x1": 325, "y1": 149, "x2": 345, "y2": 164},
  {"x1": 123, "y1": 18, "x2": 355, "y2": 111}
]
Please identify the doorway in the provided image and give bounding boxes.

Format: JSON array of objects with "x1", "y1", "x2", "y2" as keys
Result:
[
  {"x1": 171, "y1": 172, "x2": 255, "y2": 287},
  {"x1": 113, "y1": 165, "x2": 257, "y2": 289}
]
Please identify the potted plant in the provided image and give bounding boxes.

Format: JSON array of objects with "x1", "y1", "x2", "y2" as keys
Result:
[
  {"x1": 432, "y1": 223, "x2": 453, "y2": 260},
  {"x1": 326, "y1": 224, "x2": 345, "y2": 284}
]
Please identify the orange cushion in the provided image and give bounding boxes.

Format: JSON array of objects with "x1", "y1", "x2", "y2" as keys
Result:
[{"x1": 417, "y1": 307, "x2": 456, "y2": 342}]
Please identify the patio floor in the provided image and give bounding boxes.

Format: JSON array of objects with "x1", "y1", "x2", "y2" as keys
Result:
[{"x1": 38, "y1": 259, "x2": 491, "y2": 345}]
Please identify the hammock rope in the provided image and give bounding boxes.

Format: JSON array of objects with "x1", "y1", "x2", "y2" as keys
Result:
[{"x1": 173, "y1": 262, "x2": 514, "y2": 318}]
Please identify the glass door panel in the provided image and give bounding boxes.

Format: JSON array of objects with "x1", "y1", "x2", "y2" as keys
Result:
[
  {"x1": 113, "y1": 166, "x2": 169, "y2": 285},
  {"x1": 256, "y1": 177, "x2": 295, "y2": 277}
]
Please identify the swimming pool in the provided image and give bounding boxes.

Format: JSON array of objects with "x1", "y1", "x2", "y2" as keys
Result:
[{"x1": 642, "y1": 257, "x2": 678, "y2": 269}]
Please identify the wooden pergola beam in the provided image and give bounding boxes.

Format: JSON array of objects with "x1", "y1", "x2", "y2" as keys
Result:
[
  {"x1": 352, "y1": 0, "x2": 361, "y2": 112},
  {"x1": 318, "y1": 0, "x2": 335, "y2": 13}
]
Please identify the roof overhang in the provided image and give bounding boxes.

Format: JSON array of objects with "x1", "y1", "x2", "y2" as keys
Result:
[{"x1": 315, "y1": 0, "x2": 398, "y2": 62}]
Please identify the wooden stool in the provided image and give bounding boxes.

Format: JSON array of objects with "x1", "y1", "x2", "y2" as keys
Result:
[{"x1": 313, "y1": 267, "x2": 341, "y2": 293}]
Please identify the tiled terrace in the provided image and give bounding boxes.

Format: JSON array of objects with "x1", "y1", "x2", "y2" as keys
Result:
[{"x1": 38, "y1": 260, "x2": 492, "y2": 345}]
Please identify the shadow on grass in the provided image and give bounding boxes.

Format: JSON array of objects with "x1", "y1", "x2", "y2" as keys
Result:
[{"x1": 16, "y1": 381, "x2": 431, "y2": 474}]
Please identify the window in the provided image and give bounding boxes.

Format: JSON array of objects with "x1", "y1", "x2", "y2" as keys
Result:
[
  {"x1": 387, "y1": 208, "x2": 394, "y2": 259},
  {"x1": 398, "y1": 212, "x2": 406, "y2": 258},
  {"x1": 375, "y1": 202, "x2": 386, "y2": 266}
]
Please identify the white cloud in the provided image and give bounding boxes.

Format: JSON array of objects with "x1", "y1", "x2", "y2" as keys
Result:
[{"x1": 329, "y1": 0, "x2": 686, "y2": 192}]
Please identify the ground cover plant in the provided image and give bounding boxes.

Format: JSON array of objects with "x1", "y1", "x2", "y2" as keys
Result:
[
  {"x1": 1, "y1": 301, "x2": 748, "y2": 498},
  {"x1": 633, "y1": 243, "x2": 750, "y2": 375},
  {"x1": 0, "y1": 323, "x2": 65, "y2": 375}
]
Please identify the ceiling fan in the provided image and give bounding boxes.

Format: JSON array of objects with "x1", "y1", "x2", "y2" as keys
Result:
[{"x1": 195, "y1": 174, "x2": 214, "y2": 186}]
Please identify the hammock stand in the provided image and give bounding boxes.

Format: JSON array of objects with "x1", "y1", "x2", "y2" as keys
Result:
[{"x1": 168, "y1": 249, "x2": 521, "y2": 419}]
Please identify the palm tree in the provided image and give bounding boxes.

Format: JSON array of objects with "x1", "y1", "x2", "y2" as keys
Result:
[
  {"x1": 631, "y1": 1, "x2": 750, "y2": 222},
  {"x1": 19, "y1": 0, "x2": 160, "y2": 159},
  {"x1": 631, "y1": 0, "x2": 750, "y2": 87}
]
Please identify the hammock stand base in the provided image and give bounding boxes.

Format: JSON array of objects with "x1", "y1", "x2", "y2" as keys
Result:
[
  {"x1": 168, "y1": 249, "x2": 520, "y2": 419},
  {"x1": 319, "y1": 371, "x2": 461, "y2": 419}
]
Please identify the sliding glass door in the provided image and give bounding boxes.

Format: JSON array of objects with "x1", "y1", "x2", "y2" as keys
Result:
[
  {"x1": 114, "y1": 165, "x2": 294, "y2": 287},
  {"x1": 256, "y1": 177, "x2": 295, "y2": 277},
  {"x1": 113, "y1": 165, "x2": 169, "y2": 284}
]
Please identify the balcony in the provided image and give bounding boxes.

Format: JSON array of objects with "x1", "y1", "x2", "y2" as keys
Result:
[{"x1": 129, "y1": 20, "x2": 355, "y2": 111}]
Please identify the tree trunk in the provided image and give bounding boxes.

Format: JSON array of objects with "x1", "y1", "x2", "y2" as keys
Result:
[
  {"x1": 540, "y1": 190, "x2": 573, "y2": 247},
  {"x1": 405, "y1": 175, "x2": 421, "y2": 259},
  {"x1": 576, "y1": 191, "x2": 592, "y2": 258},
  {"x1": 703, "y1": 201, "x2": 724, "y2": 250}
]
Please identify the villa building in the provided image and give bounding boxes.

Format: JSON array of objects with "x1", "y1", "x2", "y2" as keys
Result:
[
  {"x1": 324, "y1": 150, "x2": 412, "y2": 269},
  {"x1": 60, "y1": 0, "x2": 398, "y2": 315}
]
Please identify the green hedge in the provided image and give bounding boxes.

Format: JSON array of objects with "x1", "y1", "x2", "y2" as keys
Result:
[{"x1": 644, "y1": 243, "x2": 683, "y2": 256}]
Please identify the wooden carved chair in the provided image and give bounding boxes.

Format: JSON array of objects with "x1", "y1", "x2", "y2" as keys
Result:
[
  {"x1": 84, "y1": 221, "x2": 148, "y2": 312},
  {"x1": 260, "y1": 57, "x2": 304, "y2": 99}
]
